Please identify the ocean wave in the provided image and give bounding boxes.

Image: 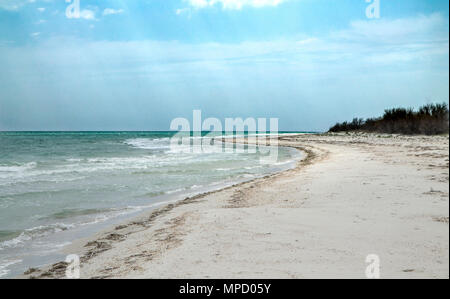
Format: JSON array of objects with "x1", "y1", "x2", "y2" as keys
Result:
[
  {"x1": 190, "y1": 184, "x2": 203, "y2": 190},
  {"x1": 0, "y1": 176, "x2": 87, "y2": 188},
  {"x1": 0, "y1": 188, "x2": 81, "y2": 200},
  {"x1": 43, "y1": 208, "x2": 115, "y2": 220},
  {"x1": 216, "y1": 168, "x2": 232, "y2": 171},
  {"x1": 0, "y1": 162, "x2": 37, "y2": 173},
  {"x1": 0, "y1": 259, "x2": 22, "y2": 278},
  {"x1": 124, "y1": 138, "x2": 171, "y2": 150},
  {"x1": 139, "y1": 191, "x2": 166, "y2": 198},
  {"x1": 65, "y1": 158, "x2": 83, "y2": 162},
  {"x1": 0, "y1": 230, "x2": 22, "y2": 243},
  {"x1": 1, "y1": 145, "x2": 273, "y2": 185},
  {"x1": 244, "y1": 165, "x2": 263, "y2": 170},
  {"x1": 126, "y1": 137, "x2": 226, "y2": 155},
  {"x1": 0, "y1": 156, "x2": 162, "y2": 183},
  {"x1": 166, "y1": 188, "x2": 186, "y2": 194},
  {"x1": 0, "y1": 223, "x2": 75, "y2": 250},
  {"x1": 272, "y1": 160, "x2": 294, "y2": 166}
]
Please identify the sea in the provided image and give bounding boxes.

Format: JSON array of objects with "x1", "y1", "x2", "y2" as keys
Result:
[{"x1": 0, "y1": 131, "x2": 303, "y2": 278}]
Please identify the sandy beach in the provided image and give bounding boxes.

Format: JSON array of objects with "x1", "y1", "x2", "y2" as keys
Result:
[{"x1": 23, "y1": 133, "x2": 449, "y2": 279}]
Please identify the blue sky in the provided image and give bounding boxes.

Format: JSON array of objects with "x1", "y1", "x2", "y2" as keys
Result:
[{"x1": 0, "y1": 0, "x2": 448, "y2": 131}]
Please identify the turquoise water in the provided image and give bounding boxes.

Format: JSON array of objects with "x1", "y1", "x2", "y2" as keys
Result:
[{"x1": 0, "y1": 131, "x2": 301, "y2": 278}]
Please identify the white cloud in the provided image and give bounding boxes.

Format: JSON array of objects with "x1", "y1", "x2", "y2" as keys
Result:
[
  {"x1": 12, "y1": 14, "x2": 446, "y2": 73},
  {"x1": 176, "y1": 8, "x2": 190, "y2": 15},
  {"x1": 184, "y1": 0, "x2": 287, "y2": 10},
  {"x1": 0, "y1": 0, "x2": 36, "y2": 11},
  {"x1": 103, "y1": 8, "x2": 124, "y2": 16},
  {"x1": 333, "y1": 13, "x2": 448, "y2": 44},
  {"x1": 79, "y1": 9, "x2": 95, "y2": 20},
  {"x1": 2, "y1": 14, "x2": 448, "y2": 77}
]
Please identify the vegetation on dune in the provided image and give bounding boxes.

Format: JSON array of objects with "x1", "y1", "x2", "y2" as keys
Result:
[{"x1": 329, "y1": 102, "x2": 449, "y2": 135}]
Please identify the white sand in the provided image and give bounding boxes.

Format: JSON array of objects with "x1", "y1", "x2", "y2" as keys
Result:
[{"x1": 25, "y1": 133, "x2": 449, "y2": 279}]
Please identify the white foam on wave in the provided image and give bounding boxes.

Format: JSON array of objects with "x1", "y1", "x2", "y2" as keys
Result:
[
  {"x1": 0, "y1": 223, "x2": 75, "y2": 251},
  {"x1": 0, "y1": 162, "x2": 37, "y2": 173},
  {"x1": 244, "y1": 165, "x2": 263, "y2": 170},
  {"x1": 0, "y1": 259, "x2": 22, "y2": 278},
  {"x1": 124, "y1": 138, "x2": 171, "y2": 150},
  {"x1": 0, "y1": 175, "x2": 87, "y2": 188},
  {"x1": 166, "y1": 188, "x2": 186, "y2": 194},
  {"x1": 190, "y1": 184, "x2": 203, "y2": 189},
  {"x1": 66, "y1": 158, "x2": 83, "y2": 162},
  {"x1": 272, "y1": 160, "x2": 294, "y2": 166},
  {"x1": 0, "y1": 156, "x2": 160, "y2": 185}
]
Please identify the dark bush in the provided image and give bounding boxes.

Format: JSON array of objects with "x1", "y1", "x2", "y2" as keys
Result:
[{"x1": 329, "y1": 102, "x2": 449, "y2": 135}]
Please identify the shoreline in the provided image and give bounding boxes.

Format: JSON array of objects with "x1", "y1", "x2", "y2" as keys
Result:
[
  {"x1": 21, "y1": 133, "x2": 449, "y2": 279},
  {"x1": 17, "y1": 136, "x2": 308, "y2": 278}
]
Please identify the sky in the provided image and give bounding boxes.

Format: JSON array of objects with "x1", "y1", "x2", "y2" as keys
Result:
[{"x1": 0, "y1": 0, "x2": 448, "y2": 131}]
